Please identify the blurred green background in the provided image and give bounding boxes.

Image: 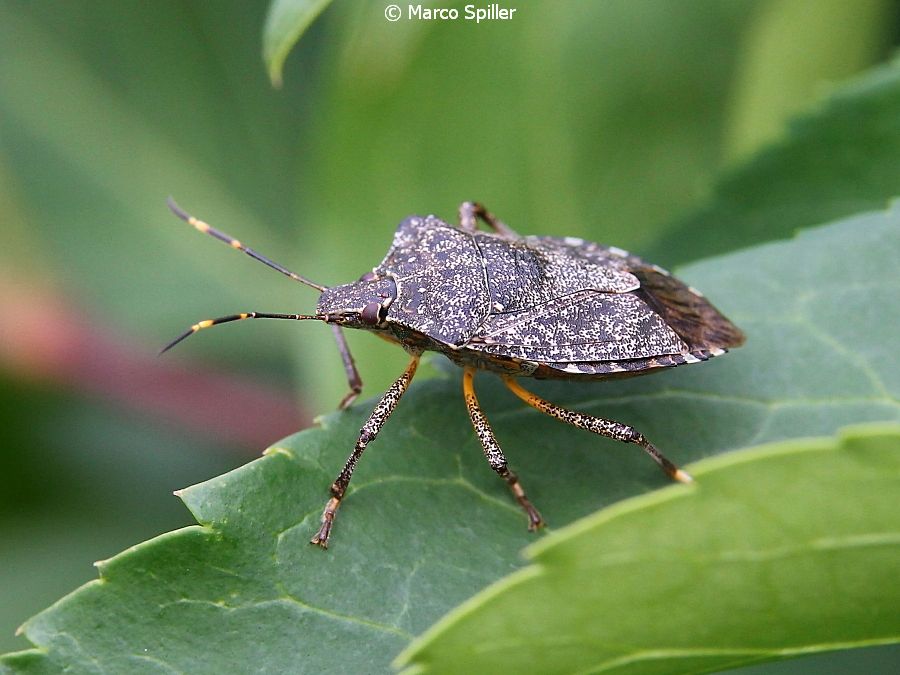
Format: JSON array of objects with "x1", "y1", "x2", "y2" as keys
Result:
[{"x1": 1, "y1": 0, "x2": 898, "y2": 670}]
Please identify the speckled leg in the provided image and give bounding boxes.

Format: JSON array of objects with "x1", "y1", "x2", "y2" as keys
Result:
[
  {"x1": 503, "y1": 376, "x2": 693, "y2": 483},
  {"x1": 458, "y1": 202, "x2": 520, "y2": 239},
  {"x1": 311, "y1": 352, "x2": 421, "y2": 548},
  {"x1": 463, "y1": 367, "x2": 543, "y2": 530}
]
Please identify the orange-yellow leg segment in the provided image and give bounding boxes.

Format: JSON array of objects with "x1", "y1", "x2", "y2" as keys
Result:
[
  {"x1": 502, "y1": 376, "x2": 693, "y2": 484},
  {"x1": 311, "y1": 352, "x2": 421, "y2": 548},
  {"x1": 463, "y1": 367, "x2": 543, "y2": 531}
]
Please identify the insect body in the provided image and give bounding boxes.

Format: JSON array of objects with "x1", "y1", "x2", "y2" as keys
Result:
[{"x1": 165, "y1": 200, "x2": 744, "y2": 548}]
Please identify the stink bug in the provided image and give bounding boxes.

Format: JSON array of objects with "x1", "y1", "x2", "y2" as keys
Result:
[{"x1": 164, "y1": 199, "x2": 744, "y2": 548}]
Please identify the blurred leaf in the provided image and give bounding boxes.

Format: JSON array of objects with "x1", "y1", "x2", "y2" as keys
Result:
[
  {"x1": 722, "y1": 0, "x2": 893, "y2": 161},
  {"x1": 0, "y1": 3, "x2": 318, "y2": 375},
  {"x1": 304, "y1": 1, "x2": 757, "y2": 255},
  {"x1": 2, "y1": 203, "x2": 899, "y2": 672},
  {"x1": 652, "y1": 57, "x2": 900, "y2": 265},
  {"x1": 397, "y1": 423, "x2": 900, "y2": 675},
  {"x1": 263, "y1": 0, "x2": 335, "y2": 87}
]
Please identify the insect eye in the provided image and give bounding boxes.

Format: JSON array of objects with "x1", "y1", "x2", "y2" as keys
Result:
[
  {"x1": 360, "y1": 302, "x2": 384, "y2": 326},
  {"x1": 358, "y1": 271, "x2": 378, "y2": 282}
]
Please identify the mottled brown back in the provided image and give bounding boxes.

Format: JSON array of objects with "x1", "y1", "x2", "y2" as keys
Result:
[{"x1": 631, "y1": 266, "x2": 745, "y2": 352}]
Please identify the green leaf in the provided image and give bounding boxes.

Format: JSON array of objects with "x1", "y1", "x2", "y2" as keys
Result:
[
  {"x1": 0, "y1": 4, "x2": 317, "y2": 366},
  {"x1": 2, "y1": 207, "x2": 898, "y2": 671},
  {"x1": 397, "y1": 423, "x2": 900, "y2": 674},
  {"x1": 650, "y1": 57, "x2": 900, "y2": 265},
  {"x1": 263, "y1": 0, "x2": 334, "y2": 87},
  {"x1": 720, "y1": 0, "x2": 892, "y2": 162}
]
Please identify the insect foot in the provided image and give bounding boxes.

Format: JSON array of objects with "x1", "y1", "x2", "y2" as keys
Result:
[
  {"x1": 504, "y1": 470, "x2": 544, "y2": 531},
  {"x1": 309, "y1": 496, "x2": 341, "y2": 549}
]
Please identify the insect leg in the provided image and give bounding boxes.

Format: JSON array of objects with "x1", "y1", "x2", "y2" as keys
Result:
[
  {"x1": 463, "y1": 367, "x2": 543, "y2": 530},
  {"x1": 503, "y1": 376, "x2": 694, "y2": 483},
  {"x1": 311, "y1": 352, "x2": 421, "y2": 548},
  {"x1": 330, "y1": 324, "x2": 363, "y2": 410},
  {"x1": 458, "y1": 202, "x2": 520, "y2": 239}
]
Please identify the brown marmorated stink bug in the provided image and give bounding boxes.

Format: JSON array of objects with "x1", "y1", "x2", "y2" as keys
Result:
[{"x1": 163, "y1": 199, "x2": 744, "y2": 548}]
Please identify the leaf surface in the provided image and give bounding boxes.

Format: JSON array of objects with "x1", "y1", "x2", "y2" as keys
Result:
[
  {"x1": 397, "y1": 423, "x2": 900, "y2": 674},
  {"x1": 2, "y1": 207, "x2": 898, "y2": 673}
]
